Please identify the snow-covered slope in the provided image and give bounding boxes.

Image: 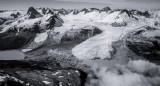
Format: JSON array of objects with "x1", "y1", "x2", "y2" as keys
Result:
[
  {"x1": 0, "y1": 10, "x2": 25, "y2": 19},
  {"x1": 0, "y1": 7, "x2": 63, "y2": 34},
  {"x1": 0, "y1": 7, "x2": 160, "y2": 59},
  {"x1": 54, "y1": 8, "x2": 160, "y2": 60},
  {"x1": 0, "y1": 7, "x2": 63, "y2": 50}
]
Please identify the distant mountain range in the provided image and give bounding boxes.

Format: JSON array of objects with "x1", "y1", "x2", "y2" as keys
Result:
[
  {"x1": 0, "y1": 6, "x2": 160, "y2": 86},
  {"x1": 0, "y1": 6, "x2": 160, "y2": 57}
]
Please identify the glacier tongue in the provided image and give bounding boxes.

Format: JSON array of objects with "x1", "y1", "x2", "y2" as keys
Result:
[
  {"x1": 72, "y1": 26, "x2": 126, "y2": 59},
  {"x1": 55, "y1": 9, "x2": 160, "y2": 60}
]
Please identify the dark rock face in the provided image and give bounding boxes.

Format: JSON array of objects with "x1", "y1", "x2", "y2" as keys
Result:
[
  {"x1": 54, "y1": 15, "x2": 64, "y2": 27},
  {"x1": 110, "y1": 9, "x2": 150, "y2": 19},
  {"x1": 27, "y1": 7, "x2": 42, "y2": 19},
  {"x1": 0, "y1": 32, "x2": 34, "y2": 50},
  {"x1": 0, "y1": 8, "x2": 63, "y2": 50},
  {"x1": 0, "y1": 36, "x2": 26, "y2": 50},
  {"x1": 89, "y1": 8, "x2": 100, "y2": 12},
  {"x1": 22, "y1": 24, "x2": 41, "y2": 33},
  {"x1": 71, "y1": 9, "x2": 80, "y2": 15},
  {"x1": 46, "y1": 8, "x2": 54, "y2": 14},
  {"x1": 0, "y1": 57, "x2": 87, "y2": 86},
  {"x1": 0, "y1": 79, "x2": 24, "y2": 86},
  {"x1": 46, "y1": 15, "x2": 56, "y2": 29},
  {"x1": 118, "y1": 9, "x2": 139, "y2": 20},
  {"x1": 10, "y1": 12, "x2": 21, "y2": 18},
  {"x1": 101, "y1": 6, "x2": 111, "y2": 12},
  {"x1": 0, "y1": 21, "x2": 44, "y2": 50},
  {"x1": 57, "y1": 8, "x2": 70, "y2": 15},
  {"x1": 130, "y1": 10, "x2": 150, "y2": 18},
  {"x1": 0, "y1": 18, "x2": 7, "y2": 25},
  {"x1": 0, "y1": 22, "x2": 43, "y2": 50},
  {"x1": 81, "y1": 8, "x2": 90, "y2": 14},
  {"x1": 126, "y1": 26, "x2": 160, "y2": 61},
  {"x1": 120, "y1": 9, "x2": 132, "y2": 17},
  {"x1": 47, "y1": 14, "x2": 63, "y2": 29},
  {"x1": 154, "y1": 21, "x2": 160, "y2": 26},
  {"x1": 111, "y1": 22, "x2": 127, "y2": 27},
  {"x1": 61, "y1": 26, "x2": 102, "y2": 42},
  {"x1": 41, "y1": 8, "x2": 54, "y2": 15}
]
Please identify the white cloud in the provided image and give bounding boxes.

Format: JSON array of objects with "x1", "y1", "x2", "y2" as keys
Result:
[{"x1": 86, "y1": 60, "x2": 160, "y2": 86}]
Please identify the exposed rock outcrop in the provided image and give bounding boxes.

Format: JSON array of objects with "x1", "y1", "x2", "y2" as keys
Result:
[
  {"x1": 126, "y1": 26, "x2": 160, "y2": 61},
  {"x1": 61, "y1": 26, "x2": 102, "y2": 42},
  {"x1": 40, "y1": 8, "x2": 54, "y2": 15},
  {"x1": 10, "y1": 12, "x2": 21, "y2": 18},
  {"x1": 0, "y1": 57, "x2": 87, "y2": 86},
  {"x1": 101, "y1": 6, "x2": 111, "y2": 12},
  {"x1": 130, "y1": 10, "x2": 150, "y2": 18},
  {"x1": 0, "y1": 18, "x2": 7, "y2": 25},
  {"x1": 0, "y1": 32, "x2": 34, "y2": 50},
  {"x1": 111, "y1": 22, "x2": 127, "y2": 27},
  {"x1": 27, "y1": 7, "x2": 42, "y2": 19}
]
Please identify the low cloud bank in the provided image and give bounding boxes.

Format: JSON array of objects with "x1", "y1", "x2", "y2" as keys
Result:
[{"x1": 86, "y1": 60, "x2": 160, "y2": 86}]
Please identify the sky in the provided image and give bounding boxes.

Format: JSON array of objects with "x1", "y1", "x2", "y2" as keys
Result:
[{"x1": 0, "y1": 0, "x2": 160, "y2": 10}]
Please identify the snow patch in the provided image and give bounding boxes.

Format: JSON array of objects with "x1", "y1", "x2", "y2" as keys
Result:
[
  {"x1": 21, "y1": 49, "x2": 32, "y2": 52},
  {"x1": 43, "y1": 81, "x2": 51, "y2": 84},
  {"x1": 34, "y1": 31, "x2": 48, "y2": 43},
  {"x1": 52, "y1": 71, "x2": 61, "y2": 75}
]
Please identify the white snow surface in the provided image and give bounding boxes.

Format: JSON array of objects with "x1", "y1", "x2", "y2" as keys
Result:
[
  {"x1": 1, "y1": 9, "x2": 160, "y2": 59},
  {"x1": 55, "y1": 11, "x2": 152, "y2": 59},
  {"x1": 0, "y1": 10, "x2": 25, "y2": 18},
  {"x1": 0, "y1": 76, "x2": 7, "y2": 81},
  {"x1": 34, "y1": 31, "x2": 48, "y2": 43},
  {"x1": 0, "y1": 14, "x2": 52, "y2": 33},
  {"x1": 21, "y1": 49, "x2": 32, "y2": 52},
  {"x1": 42, "y1": 81, "x2": 51, "y2": 84},
  {"x1": 54, "y1": 11, "x2": 160, "y2": 59}
]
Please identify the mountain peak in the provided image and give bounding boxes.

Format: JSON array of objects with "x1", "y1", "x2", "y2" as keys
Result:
[
  {"x1": 101, "y1": 6, "x2": 111, "y2": 12},
  {"x1": 27, "y1": 7, "x2": 42, "y2": 19}
]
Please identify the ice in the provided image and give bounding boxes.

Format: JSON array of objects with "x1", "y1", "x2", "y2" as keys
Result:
[
  {"x1": 21, "y1": 49, "x2": 32, "y2": 52},
  {"x1": 56, "y1": 10, "x2": 160, "y2": 59},
  {"x1": 52, "y1": 71, "x2": 61, "y2": 75},
  {"x1": 34, "y1": 31, "x2": 48, "y2": 43},
  {"x1": 42, "y1": 81, "x2": 51, "y2": 84}
]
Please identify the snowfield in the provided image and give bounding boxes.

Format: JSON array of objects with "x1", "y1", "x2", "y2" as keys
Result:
[
  {"x1": 0, "y1": 14, "x2": 52, "y2": 33},
  {"x1": 72, "y1": 28, "x2": 124, "y2": 59},
  {"x1": 1, "y1": 8, "x2": 159, "y2": 60},
  {"x1": 55, "y1": 11, "x2": 159, "y2": 59},
  {"x1": 34, "y1": 31, "x2": 48, "y2": 43},
  {"x1": 0, "y1": 10, "x2": 25, "y2": 18},
  {"x1": 0, "y1": 7, "x2": 160, "y2": 86}
]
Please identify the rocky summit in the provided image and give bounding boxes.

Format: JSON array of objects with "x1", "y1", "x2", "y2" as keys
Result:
[{"x1": 27, "y1": 7, "x2": 42, "y2": 19}]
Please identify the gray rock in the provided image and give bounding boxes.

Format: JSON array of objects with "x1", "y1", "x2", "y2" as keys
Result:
[
  {"x1": 126, "y1": 26, "x2": 160, "y2": 61},
  {"x1": 61, "y1": 26, "x2": 102, "y2": 42},
  {"x1": 0, "y1": 57, "x2": 87, "y2": 86}
]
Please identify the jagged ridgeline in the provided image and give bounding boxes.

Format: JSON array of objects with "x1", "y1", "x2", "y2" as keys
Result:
[
  {"x1": 0, "y1": 6, "x2": 160, "y2": 58},
  {"x1": 0, "y1": 6, "x2": 160, "y2": 86},
  {"x1": 0, "y1": 6, "x2": 156, "y2": 50},
  {"x1": 0, "y1": 7, "x2": 63, "y2": 50}
]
